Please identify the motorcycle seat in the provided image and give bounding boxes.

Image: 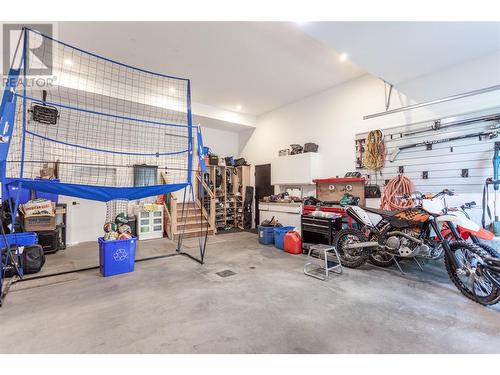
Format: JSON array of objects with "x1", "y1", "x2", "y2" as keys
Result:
[{"x1": 362, "y1": 206, "x2": 397, "y2": 218}]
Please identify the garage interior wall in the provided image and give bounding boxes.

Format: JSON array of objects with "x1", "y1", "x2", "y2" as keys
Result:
[{"x1": 240, "y1": 51, "x2": 500, "y2": 222}]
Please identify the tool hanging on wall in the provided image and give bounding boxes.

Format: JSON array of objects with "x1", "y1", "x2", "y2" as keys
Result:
[
  {"x1": 494, "y1": 142, "x2": 500, "y2": 235},
  {"x1": 363, "y1": 129, "x2": 386, "y2": 170},
  {"x1": 401, "y1": 113, "x2": 500, "y2": 138},
  {"x1": 355, "y1": 139, "x2": 365, "y2": 168},
  {"x1": 380, "y1": 174, "x2": 414, "y2": 210},
  {"x1": 389, "y1": 126, "x2": 500, "y2": 162},
  {"x1": 484, "y1": 142, "x2": 500, "y2": 234}
]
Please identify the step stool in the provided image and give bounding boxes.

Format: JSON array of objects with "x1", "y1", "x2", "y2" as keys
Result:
[{"x1": 304, "y1": 244, "x2": 343, "y2": 281}]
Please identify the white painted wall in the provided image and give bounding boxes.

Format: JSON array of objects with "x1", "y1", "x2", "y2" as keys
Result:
[
  {"x1": 240, "y1": 52, "x2": 500, "y2": 225},
  {"x1": 201, "y1": 126, "x2": 240, "y2": 157}
]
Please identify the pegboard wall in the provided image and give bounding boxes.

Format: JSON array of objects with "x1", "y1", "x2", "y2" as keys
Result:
[{"x1": 355, "y1": 107, "x2": 500, "y2": 194}]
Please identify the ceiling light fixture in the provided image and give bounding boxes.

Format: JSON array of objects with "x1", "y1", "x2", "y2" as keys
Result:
[
  {"x1": 63, "y1": 58, "x2": 73, "y2": 66},
  {"x1": 236, "y1": 104, "x2": 242, "y2": 111},
  {"x1": 339, "y1": 53, "x2": 348, "y2": 62}
]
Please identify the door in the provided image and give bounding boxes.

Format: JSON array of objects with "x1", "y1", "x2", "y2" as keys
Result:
[
  {"x1": 254, "y1": 164, "x2": 273, "y2": 227},
  {"x1": 61, "y1": 196, "x2": 107, "y2": 245}
]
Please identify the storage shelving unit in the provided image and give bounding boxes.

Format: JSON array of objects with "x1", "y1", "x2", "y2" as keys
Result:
[{"x1": 205, "y1": 165, "x2": 250, "y2": 232}]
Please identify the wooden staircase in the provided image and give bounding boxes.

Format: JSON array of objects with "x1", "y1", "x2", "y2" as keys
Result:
[{"x1": 163, "y1": 176, "x2": 216, "y2": 240}]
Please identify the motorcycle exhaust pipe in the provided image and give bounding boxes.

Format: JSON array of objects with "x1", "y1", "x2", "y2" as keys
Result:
[
  {"x1": 386, "y1": 231, "x2": 423, "y2": 244},
  {"x1": 343, "y1": 241, "x2": 380, "y2": 250}
]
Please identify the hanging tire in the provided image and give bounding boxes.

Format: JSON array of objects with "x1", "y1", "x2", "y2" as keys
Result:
[
  {"x1": 333, "y1": 228, "x2": 370, "y2": 268},
  {"x1": 369, "y1": 252, "x2": 395, "y2": 267},
  {"x1": 445, "y1": 241, "x2": 500, "y2": 306}
]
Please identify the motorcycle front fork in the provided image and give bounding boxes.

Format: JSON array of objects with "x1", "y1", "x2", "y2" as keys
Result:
[{"x1": 430, "y1": 219, "x2": 461, "y2": 270}]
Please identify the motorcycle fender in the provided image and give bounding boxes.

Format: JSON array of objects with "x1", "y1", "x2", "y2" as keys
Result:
[
  {"x1": 437, "y1": 214, "x2": 481, "y2": 231},
  {"x1": 348, "y1": 206, "x2": 375, "y2": 227},
  {"x1": 458, "y1": 226, "x2": 495, "y2": 240}
]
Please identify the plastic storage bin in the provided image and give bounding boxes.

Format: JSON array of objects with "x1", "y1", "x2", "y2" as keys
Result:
[
  {"x1": 273, "y1": 226, "x2": 295, "y2": 250},
  {"x1": 0, "y1": 232, "x2": 38, "y2": 249},
  {"x1": 258, "y1": 225, "x2": 275, "y2": 245},
  {"x1": 98, "y1": 236, "x2": 136, "y2": 277}
]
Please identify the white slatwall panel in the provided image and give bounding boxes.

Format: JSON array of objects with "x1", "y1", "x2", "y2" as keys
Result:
[{"x1": 356, "y1": 107, "x2": 500, "y2": 194}]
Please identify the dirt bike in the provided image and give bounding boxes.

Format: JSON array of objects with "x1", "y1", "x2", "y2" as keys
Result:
[{"x1": 333, "y1": 190, "x2": 500, "y2": 305}]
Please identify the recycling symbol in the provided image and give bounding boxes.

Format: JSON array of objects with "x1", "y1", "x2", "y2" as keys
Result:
[{"x1": 113, "y1": 248, "x2": 128, "y2": 262}]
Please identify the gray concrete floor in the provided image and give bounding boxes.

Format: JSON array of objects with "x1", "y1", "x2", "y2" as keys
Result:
[{"x1": 0, "y1": 232, "x2": 499, "y2": 354}]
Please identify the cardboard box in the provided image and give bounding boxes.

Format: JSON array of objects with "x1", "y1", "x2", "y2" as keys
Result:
[{"x1": 24, "y1": 215, "x2": 56, "y2": 231}]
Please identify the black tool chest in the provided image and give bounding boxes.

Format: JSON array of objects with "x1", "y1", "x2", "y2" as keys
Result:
[{"x1": 301, "y1": 214, "x2": 342, "y2": 248}]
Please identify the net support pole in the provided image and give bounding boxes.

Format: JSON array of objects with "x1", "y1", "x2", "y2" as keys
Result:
[{"x1": 19, "y1": 28, "x2": 27, "y2": 179}]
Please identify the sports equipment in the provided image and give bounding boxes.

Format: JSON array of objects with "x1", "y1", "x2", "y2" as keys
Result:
[
  {"x1": 0, "y1": 28, "x2": 208, "y2": 303},
  {"x1": 103, "y1": 222, "x2": 118, "y2": 233},
  {"x1": 115, "y1": 213, "x2": 129, "y2": 225},
  {"x1": 1, "y1": 28, "x2": 196, "y2": 200}
]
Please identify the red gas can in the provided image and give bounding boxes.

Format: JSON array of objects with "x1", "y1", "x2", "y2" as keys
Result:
[{"x1": 283, "y1": 231, "x2": 302, "y2": 254}]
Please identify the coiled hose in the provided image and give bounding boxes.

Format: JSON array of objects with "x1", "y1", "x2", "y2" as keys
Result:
[
  {"x1": 363, "y1": 129, "x2": 386, "y2": 171},
  {"x1": 380, "y1": 174, "x2": 415, "y2": 210}
]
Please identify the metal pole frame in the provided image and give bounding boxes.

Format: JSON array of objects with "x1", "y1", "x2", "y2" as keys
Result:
[{"x1": 364, "y1": 84, "x2": 500, "y2": 120}]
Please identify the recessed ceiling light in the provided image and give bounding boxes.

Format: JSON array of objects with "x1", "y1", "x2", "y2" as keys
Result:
[
  {"x1": 236, "y1": 104, "x2": 242, "y2": 111},
  {"x1": 63, "y1": 58, "x2": 73, "y2": 66},
  {"x1": 339, "y1": 53, "x2": 348, "y2": 62},
  {"x1": 169, "y1": 87, "x2": 176, "y2": 93}
]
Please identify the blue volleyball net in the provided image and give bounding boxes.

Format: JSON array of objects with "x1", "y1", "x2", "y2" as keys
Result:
[{"x1": 0, "y1": 28, "x2": 194, "y2": 202}]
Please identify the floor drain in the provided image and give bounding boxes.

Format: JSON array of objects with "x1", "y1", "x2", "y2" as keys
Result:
[{"x1": 216, "y1": 270, "x2": 237, "y2": 278}]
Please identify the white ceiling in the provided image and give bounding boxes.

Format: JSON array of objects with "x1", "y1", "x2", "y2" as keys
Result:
[
  {"x1": 56, "y1": 22, "x2": 500, "y2": 118},
  {"x1": 58, "y1": 22, "x2": 365, "y2": 116},
  {"x1": 301, "y1": 22, "x2": 500, "y2": 85}
]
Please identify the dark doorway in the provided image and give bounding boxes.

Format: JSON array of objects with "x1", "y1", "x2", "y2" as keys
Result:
[{"x1": 254, "y1": 164, "x2": 273, "y2": 227}]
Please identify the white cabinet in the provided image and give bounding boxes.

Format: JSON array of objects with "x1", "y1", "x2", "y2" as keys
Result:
[
  {"x1": 135, "y1": 206, "x2": 164, "y2": 240},
  {"x1": 271, "y1": 153, "x2": 321, "y2": 185},
  {"x1": 259, "y1": 203, "x2": 302, "y2": 232}
]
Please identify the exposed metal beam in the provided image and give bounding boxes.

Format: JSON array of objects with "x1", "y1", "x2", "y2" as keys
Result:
[{"x1": 364, "y1": 84, "x2": 500, "y2": 120}]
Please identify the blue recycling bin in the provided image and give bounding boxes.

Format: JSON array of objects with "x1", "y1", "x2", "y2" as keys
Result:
[{"x1": 98, "y1": 236, "x2": 136, "y2": 277}]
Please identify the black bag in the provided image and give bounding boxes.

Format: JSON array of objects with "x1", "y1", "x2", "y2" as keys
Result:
[
  {"x1": 303, "y1": 143, "x2": 319, "y2": 153},
  {"x1": 234, "y1": 158, "x2": 247, "y2": 166},
  {"x1": 208, "y1": 154, "x2": 219, "y2": 166},
  {"x1": 290, "y1": 144, "x2": 303, "y2": 155},
  {"x1": 22, "y1": 244, "x2": 45, "y2": 274},
  {"x1": 365, "y1": 185, "x2": 381, "y2": 199},
  {"x1": 224, "y1": 157, "x2": 234, "y2": 166},
  {"x1": 1, "y1": 245, "x2": 19, "y2": 278}
]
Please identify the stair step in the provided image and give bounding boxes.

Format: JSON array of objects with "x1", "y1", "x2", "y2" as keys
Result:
[
  {"x1": 177, "y1": 222, "x2": 211, "y2": 230},
  {"x1": 177, "y1": 207, "x2": 201, "y2": 213},
  {"x1": 173, "y1": 228, "x2": 214, "y2": 239}
]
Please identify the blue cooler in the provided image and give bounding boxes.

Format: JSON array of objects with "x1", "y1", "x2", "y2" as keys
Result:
[
  {"x1": 258, "y1": 225, "x2": 275, "y2": 245},
  {"x1": 0, "y1": 232, "x2": 38, "y2": 249},
  {"x1": 98, "y1": 237, "x2": 136, "y2": 277},
  {"x1": 273, "y1": 226, "x2": 295, "y2": 250}
]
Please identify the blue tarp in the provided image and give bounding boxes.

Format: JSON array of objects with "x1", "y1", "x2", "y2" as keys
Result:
[{"x1": 5, "y1": 178, "x2": 188, "y2": 202}]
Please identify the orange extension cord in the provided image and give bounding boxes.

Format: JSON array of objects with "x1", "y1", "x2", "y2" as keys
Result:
[{"x1": 380, "y1": 174, "x2": 415, "y2": 210}]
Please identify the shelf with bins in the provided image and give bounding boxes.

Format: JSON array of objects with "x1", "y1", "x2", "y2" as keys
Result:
[{"x1": 203, "y1": 164, "x2": 250, "y2": 232}]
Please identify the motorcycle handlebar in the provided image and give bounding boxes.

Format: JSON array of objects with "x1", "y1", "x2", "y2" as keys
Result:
[{"x1": 432, "y1": 189, "x2": 455, "y2": 199}]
